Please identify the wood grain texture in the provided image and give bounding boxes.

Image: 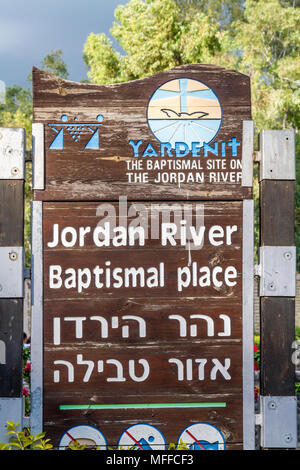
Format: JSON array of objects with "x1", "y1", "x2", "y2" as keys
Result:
[
  {"x1": 260, "y1": 177, "x2": 295, "y2": 399},
  {"x1": 42, "y1": 200, "x2": 244, "y2": 447},
  {"x1": 32, "y1": 65, "x2": 252, "y2": 201},
  {"x1": 260, "y1": 297, "x2": 295, "y2": 396},
  {"x1": 33, "y1": 64, "x2": 252, "y2": 447},
  {"x1": 0, "y1": 179, "x2": 24, "y2": 398}
]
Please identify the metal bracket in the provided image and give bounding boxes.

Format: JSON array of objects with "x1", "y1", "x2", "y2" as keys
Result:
[
  {"x1": 32, "y1": 123, "x2": 44, "y2": 190},
  {"x1": 255, "y1": 411, "x2": 262, "y2": 427},
  {"x1": 0, "y1": 247, "x2": 24, "y2": 298},
  {"x1": 0, "y1": 128, "x2": 25, "y2": 180},
  {"x1": 259, "y1": 129, "x2": 295, "y2": 181},
  {"x1": 260, "y1": 396, "x2": 297, "y2": 448},
  {"x1": 258, "y1": 246, "x2": 296, "y2": 297}
]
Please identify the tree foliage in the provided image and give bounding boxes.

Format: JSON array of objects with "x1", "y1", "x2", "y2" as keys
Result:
[{"x1": 83, "y1": 0, "x2": 299, "y2": 135}]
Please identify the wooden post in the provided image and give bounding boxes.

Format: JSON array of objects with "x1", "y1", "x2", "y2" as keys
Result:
[
  {"x1": 0, "y1": 128, "x2": 25, "y2": 442},
  {"x1": 258, "y1": 129, "x2": 297, "y2": 448}
]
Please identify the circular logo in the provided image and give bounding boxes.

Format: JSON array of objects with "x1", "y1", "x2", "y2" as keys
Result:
[
  {"x1": 147, "y1": 78, "x2": 222, "y2": 150},
  {"x1": 177, "y1": 422, "x2": 226, "y2": 450}
]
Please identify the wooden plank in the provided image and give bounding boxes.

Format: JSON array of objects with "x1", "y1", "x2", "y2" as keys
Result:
[
  {"x1": 32, "y1": 64, "x2": 254, "y2": 449},
  {"x1": 0, "y1": 300, "x2": 23, "y2": 397},
  {"x1": 43, "y1": 298, "x2": 243, "y2": 344},
  {"x1": 43, "y1": 343, "x2": 242, "y2": 395},
  {"x1": 32, "y1": 64, "x2": 251, "y2": 109},
  {"x1": 42, "y1": 201, "x2": 243, "y2": 301},
  {"x1": 43, "y1": 396, "x2": 244, "y2": 449},
  {"x1": 42, "y1": 201, "x2": 243, "y2": 249}
]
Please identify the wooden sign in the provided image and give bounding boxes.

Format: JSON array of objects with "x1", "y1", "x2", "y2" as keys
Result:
[
  {"x1": 32, "y1": 65, "x2": 252, "y2": 201},
  {"x1": 32, "y1": 64, "x2": 254, "y2": 450}
]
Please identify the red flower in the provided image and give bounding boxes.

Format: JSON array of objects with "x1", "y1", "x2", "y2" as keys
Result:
[
  {"x1": 23, "y1": 387, "x2": 29, "y2": 397},
  {"x1": 25, "y1": 362, "x2": 31, "y2": 372}
]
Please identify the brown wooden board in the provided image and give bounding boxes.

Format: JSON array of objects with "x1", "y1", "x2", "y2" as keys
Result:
[
  {"x1": 32, "y1": 64, "x2": 252, "y2": 201},
  {"x1": 42, "y1": 200, "x2": 245, "y2": 449}
]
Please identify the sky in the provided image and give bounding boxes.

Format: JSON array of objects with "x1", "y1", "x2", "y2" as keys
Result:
[{"x1": 0, "y1": 0, "x2": 128, "y2": 89}]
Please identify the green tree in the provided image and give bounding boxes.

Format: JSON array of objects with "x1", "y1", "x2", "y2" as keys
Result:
[
  {"x1": 83, "y1": 0, "x2": 222, "y2": 84},
  {"x1": 83, "y1": 0, "x2": 299, "y2": 269},
  {"x1": 0, "y1": 86, "x2": 33, "y2": 264},
  {"x1": 228, "y1": 0, "x2": 300, "y2": 131},
  {"x1": 175, "y1": 0, "x2": 245, "y2": 27}
]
